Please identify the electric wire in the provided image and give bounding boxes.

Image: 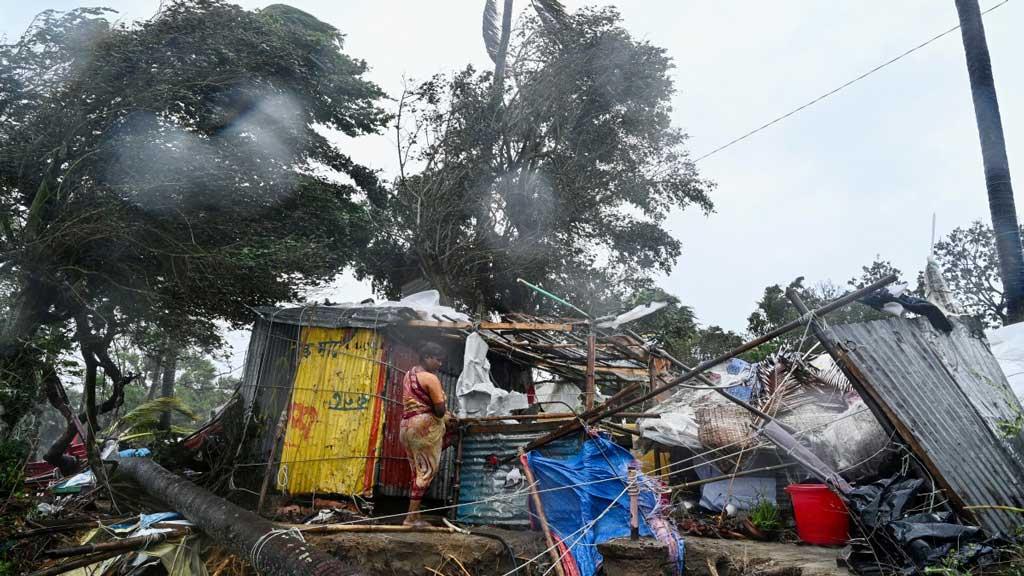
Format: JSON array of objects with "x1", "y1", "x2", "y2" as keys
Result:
[{"x1": 693, "y1": 0, "x2": 1011, "y2": 163}]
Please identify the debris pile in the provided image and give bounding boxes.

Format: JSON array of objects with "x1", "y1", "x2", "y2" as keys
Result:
[{"x1": 9, "y1": 274, "x2": 1024, "y2": 576}]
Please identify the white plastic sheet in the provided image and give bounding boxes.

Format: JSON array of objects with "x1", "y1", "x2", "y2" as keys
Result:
[
  {"x1": 988, "y1": 323, "x2": 1024, "y2": 402},
  {"x1": 327, "y1": 290, "x2": 471, "y2": 322},
  {"x1": 455, "y1": 332, "x2": 528, "y2": 417},
  {"x1": 596, "y1": 301, "x2": 668, "y2": 329}
]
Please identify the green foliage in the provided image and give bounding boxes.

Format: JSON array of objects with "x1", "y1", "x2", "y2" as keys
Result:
[
  {"x1": 364, "y1": 6, "x2": 713, "y2": 313},
  {"x1": 748, "y1": 498, "x2": 780, "y2": 532},
  {"x1": 932, "y1": 221, "x2": 1022, "y2": 328},
  {"x1": 113, "y1": 397, "x2": 197, "y2": 440},
  {"x1": 0, "y1": 437, "x2": 29, "y2": 497},
  {"x1": 627, "y1": 288, "x2": 743, "y2": 367},
  {"x1": 746, "y1": 260, "x2": 907, "y2": 354},
  {"x1": 0, "y1": 1, "x2": 388, "y2": 427}
]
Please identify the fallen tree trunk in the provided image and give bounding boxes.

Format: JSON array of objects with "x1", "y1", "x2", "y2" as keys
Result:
[{"x1": 116, "y1": 457, "x2": 363, "y2": 576}]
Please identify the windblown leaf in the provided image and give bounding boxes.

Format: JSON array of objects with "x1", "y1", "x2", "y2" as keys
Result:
[
  {"x1": 115, "y1": 396, "x2": 198, "y2": 434},
  {"x1": 531, "y1": 0, "x2": 567, "y2": 28},
  {"x1": 482, "y1": 0, "x2": 502, "y2": 63}
]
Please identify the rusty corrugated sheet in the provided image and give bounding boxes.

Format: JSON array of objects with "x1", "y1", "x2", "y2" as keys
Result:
[
  {"x1": 238, "y1": 317, "x2": 301, "y2": 465},
  {"x1": 830, "y1": 316, "x2": 1024, "y2": 535},
  {"x1": 256, "y1": 305, "x2": 418, "y2": 329},
  {"x1": 276, "y1": 327, "x2": 388, "y2": 496},
  {"x1": 377, "y1": 342, "x2": 459, "y2": 501},
  {"x1": 456, "y1": 425, "x2": 581, "y2": 526}
]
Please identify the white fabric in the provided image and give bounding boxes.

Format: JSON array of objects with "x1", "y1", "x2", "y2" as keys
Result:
[
  {"x1": 988, "y1": 323, "x2": 1024, "y2": 402},
  {"x1": 596, "y1": 301, "x2": 668, "y2": 329}
]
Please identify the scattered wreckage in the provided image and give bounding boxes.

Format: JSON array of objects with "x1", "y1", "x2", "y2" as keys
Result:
[{"x1": 9, "y1": 272, "x2": 1024, "y2": 576}]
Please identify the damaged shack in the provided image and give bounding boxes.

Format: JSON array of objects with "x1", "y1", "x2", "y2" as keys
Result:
[{"x1": 17, "y1": 277, "x2": 1024, "y2": 576}]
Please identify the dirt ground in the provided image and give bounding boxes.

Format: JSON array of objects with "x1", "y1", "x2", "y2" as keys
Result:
[
  {"x1": 306, "y1": 528, "x2": 850, "y2": 576},
  {"x1": 308, "y1": 528, "x2": 547, "y2": 575}
]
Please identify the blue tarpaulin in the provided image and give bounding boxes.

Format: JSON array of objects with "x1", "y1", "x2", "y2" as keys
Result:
[{"x1": 526, "y1": 435, "x2": 684, "y2": 575}]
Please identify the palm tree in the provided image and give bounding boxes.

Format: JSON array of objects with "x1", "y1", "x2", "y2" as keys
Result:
[
  {"x1": 482, "y1": 0, "x2": 566, "y2": 92},
  {"x1": 955, "y1": 0, "x2": 1024, "y2": 324}
]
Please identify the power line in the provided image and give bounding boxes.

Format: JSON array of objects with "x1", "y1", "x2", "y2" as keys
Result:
[{"x1": 693, "y1": 0, "x2": 1011, "y2": 163}]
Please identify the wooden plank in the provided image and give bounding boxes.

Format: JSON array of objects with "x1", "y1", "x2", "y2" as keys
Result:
[{"x1": 585, "y1": 332, "x2": 596, "y2": 410}]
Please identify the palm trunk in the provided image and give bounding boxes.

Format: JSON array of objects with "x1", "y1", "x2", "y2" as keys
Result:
[
  {"x1": 116, "y1": 457, "x2": 363, "y2": 576},
  {"x1": 145, "y1": 354, "x2": 163, "y2": 401},
  {"x1": 955, "y1": 0, "x2": 1024, "y2": 324},
  {"x1": 492, "y1": 0, "x2": 514, "y2": 93},
  {"x1": 158, "y1": 345, "x2": 178, "y2": 430}
]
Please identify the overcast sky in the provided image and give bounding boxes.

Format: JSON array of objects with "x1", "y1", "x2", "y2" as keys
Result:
[{"x1": 4, "y1": 0, "x2": 1021, "y2": 346}]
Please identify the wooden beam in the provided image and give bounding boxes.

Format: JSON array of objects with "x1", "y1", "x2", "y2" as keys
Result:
[{"x1": 585, "y1": 331, "x2": 596, "y2": 410}]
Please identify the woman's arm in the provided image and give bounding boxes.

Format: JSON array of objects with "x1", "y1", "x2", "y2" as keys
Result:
[{"x1": 421, "y1": 372, "x2": 447, "y2": 418}]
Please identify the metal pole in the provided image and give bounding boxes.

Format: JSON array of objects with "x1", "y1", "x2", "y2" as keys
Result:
[
  {"x1": 518, "y1": 275, "x2": 897, "y2": 455},
  {"x1": 516, "y1": 278, "x2": 590, "y2": 319}
]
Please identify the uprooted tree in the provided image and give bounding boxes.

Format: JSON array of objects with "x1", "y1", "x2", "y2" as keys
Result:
[
  {"x1": 360, "y1": 6, "x2": 714, "y2": 315},
  {"x1": 0, "y1": 0, "x2": 388, "y2": 461}
]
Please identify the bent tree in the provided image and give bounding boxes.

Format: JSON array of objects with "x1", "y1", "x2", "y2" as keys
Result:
[{"x1": 0, "y1": 1, "x2": 387, "y2": 450}]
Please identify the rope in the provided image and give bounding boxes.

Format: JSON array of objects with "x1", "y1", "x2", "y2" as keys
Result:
[
  {"x1": 249, "y1": 527, "x2": 305, "y2": 567},
  {"x1": 293, "y1": 406, "x2": 874, "y2": 528},
  {"x1": 499, "y1": 483, "x2": 632, "y2": 576}
]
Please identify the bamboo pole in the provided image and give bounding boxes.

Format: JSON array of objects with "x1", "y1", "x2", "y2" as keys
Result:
[
  {"x1": 462, "y1": 412, "x2": 659, "y2": 423},
  {"x1": 11, "y1": 516, "x2": 135, "y2": 540},
  {"x1": 519, "y1": 450, "x2": 566, "y2": 576},
  {"x1": 290, "y1": 524, "x2": 461, "y2": 534},
  {"x1": 25, "y1": 550, "x2": 126, "y2": 576},
  {"x1": 43, "y1": 529, "x2": 189, "y2": 558},
  {"x1": 585, "y1": 330, "x2": 596, "y2": 411},
  {"x1": 257, "y1": 404, "x2": 289, "y2": 514}
]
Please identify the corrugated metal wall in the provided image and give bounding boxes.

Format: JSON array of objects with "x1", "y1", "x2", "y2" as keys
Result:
[
  {"x1": 830, "y1": 316, "x2": 1024, "y2": 535},
  {"x1": 456, "y1": 425, "x2": 581, "y2": 527},
  {"x1": 377, "y1": 341, "x2": 459, "y2": 501},
  {"x1": 238, "y1": 317, "x2": 301, "y2": 465},
  {"x1": 276, "y1": 327, "x2": 388, "y2": 496}
]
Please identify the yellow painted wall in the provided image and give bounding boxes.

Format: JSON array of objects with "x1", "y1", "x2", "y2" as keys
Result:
[{"x1": 277, "y1": 327, "x2": 387, "y2": 495}]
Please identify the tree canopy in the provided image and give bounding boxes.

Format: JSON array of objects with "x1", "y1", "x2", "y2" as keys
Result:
[
  {"x1": 0, "y1": 0, "x2": 388, "y2": 429},
  {"x1": 361, "y1": 7, "x2": 713, "y2": 314},
  {"x1": 931, "y1": 221, "x2": 1022, "y2": 328}
]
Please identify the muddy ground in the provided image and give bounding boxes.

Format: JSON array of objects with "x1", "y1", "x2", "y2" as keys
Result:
[{"x1": 307, "y1": 529, "x2": 849, "y2": 575}]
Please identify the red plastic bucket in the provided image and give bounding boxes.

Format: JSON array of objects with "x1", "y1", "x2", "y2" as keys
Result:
[{"x1": 785, "y1": 484, "x2": 849, "y2": 546}]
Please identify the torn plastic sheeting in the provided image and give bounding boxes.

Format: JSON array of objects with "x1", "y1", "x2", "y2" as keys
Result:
[
  {"x1": 109, "y1": 512, "x2": 184, "y2": 534},
  {"x1": 638, "y1": 411, "x2": 702, "y2": 450},
  {"x1": 638, "y1": 358, "x2": 754, "y2": 450},
  {"x1": 456, "y1": 332, "x2": 528, "y2": 417},
  {"x1": 695, "y1": 458, "x2": 776, "y2": 512},
  {"x1": 343, "y1": 290, "x2": 470, "y2": 322},
  {"x1": 526, "y1": 435, "x2": 684, "y2": 576},
  {"x1": 844, "y1": 475, "x2": 1000, "y2": 575},
  {"x1": 596, "y1": 301, "x2": 667, "y2": 329},
  {"x1": 987, "y1": 322, "x2": 1024, "y2": 402}
]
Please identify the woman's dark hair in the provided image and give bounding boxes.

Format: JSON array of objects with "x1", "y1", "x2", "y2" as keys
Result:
[{"x1": 420, "y1": 341, "x2": 446, "y2": 362}]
